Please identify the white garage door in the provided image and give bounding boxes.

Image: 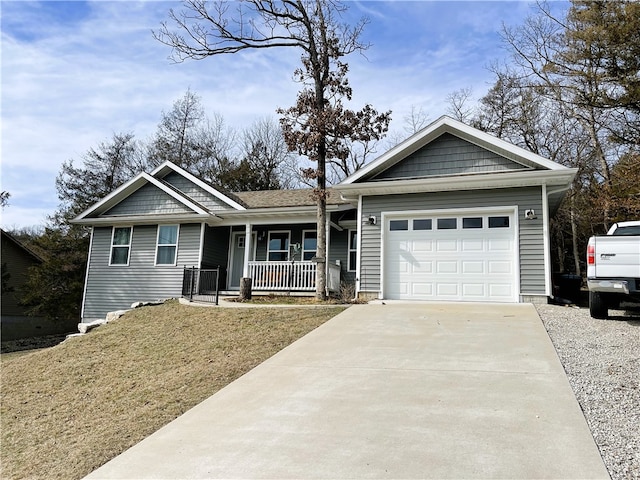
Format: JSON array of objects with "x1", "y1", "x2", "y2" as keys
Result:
[{"x1": 384, "y1": 210, "x2": 517, "y2": 302}]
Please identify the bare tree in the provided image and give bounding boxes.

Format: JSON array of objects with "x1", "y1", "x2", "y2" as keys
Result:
[
  {"x1": 446, "y1": 87, "x2": 475, "y2": 123},
  {"x1": 154, "y1": 0, "x2": 391, "y2": 299},
  {"x1": 403, "y1": 105, "x2": 430, "y2": 135},
  {"x1": 240, "y1": 117, "x2": 292, "y2": 189}
]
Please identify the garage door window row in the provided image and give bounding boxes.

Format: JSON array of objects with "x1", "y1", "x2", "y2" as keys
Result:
[{"x1": 389, "y1": 215, "x2": 510, "y2": 232}]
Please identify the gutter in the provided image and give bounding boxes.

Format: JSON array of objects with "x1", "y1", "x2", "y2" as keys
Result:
[{"x1": 335, "y1": 169, "x2": 578, "y2": 201}]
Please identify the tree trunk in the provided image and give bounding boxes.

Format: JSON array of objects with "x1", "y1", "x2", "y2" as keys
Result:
[
  {"x1": 315, "y1": 195, "x2": 327, "y2": 300},
  {"x1": 239, "y1": 277, "x2": 252, "y2": 301}
]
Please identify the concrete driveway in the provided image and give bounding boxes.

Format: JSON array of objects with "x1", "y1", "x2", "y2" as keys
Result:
[{"x1": 86, "y1": 303, "x2": 608, "y2": 479}]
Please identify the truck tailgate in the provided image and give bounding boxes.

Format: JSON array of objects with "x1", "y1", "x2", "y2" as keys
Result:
[{"x1": 592, "y1": 236, "x2": 640, "y2": 278}]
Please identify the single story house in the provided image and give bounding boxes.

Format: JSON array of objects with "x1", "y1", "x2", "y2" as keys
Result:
[{"x1": 73, "y1": 116, "x2": 577, "y2": 322}]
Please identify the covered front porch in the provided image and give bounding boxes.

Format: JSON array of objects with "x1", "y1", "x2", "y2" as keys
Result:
[{"x1": 200, "y1": 213, "x2": 356, "y2": 297}]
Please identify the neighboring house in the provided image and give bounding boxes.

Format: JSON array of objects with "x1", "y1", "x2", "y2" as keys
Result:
[
  {"x1": 73, "y1": 116, "x2": 577, "y2": 322},
  {"x1": 1, "y1": 229, "x2": 51, "y2": 339}
]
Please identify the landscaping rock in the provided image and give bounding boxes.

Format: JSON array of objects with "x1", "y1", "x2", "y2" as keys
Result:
[
  {"x1": 105, "y1": 310, "x2": 130, "y2": 323},
  {"x1": 130, "y1": 299, "x2": 168, "y2": 309},
  {"x1": 77, "y1": 319, "x2": 105, "y2": 334}
]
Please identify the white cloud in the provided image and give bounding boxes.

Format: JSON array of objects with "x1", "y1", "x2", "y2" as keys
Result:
[{"x1": 1, "y1": 0, "x2": 566, "y2": 229}]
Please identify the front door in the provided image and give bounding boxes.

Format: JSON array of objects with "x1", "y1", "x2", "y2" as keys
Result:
[{"x1": 229, "y1": 232, "x2": 255, "y2": 289}]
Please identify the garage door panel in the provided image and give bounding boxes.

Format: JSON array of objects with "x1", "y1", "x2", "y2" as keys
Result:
[
  {"x1": 412, "y1": 240, "x2": 433, "y2": 252},
  {"x1": 436, "y1": 239, "x2": 457, "y2": 251},
  {"x1": 462, "y1": 283, "x2": 485, "y2": 297},
  {"x1": 412, "y1": 283, "x2": 433, "y2": 295},
  {"x1": 489, "y1": 284, "x2": 514, "y2": 298},
  {"x1": 436, "y1": 261, "x2": 458, "y2": 274},
  {"x1": 412, "y1": 261, "x2": 433, "y2": 274},
  {"x1": 461, "y1": 239, "x2": 483, "y2": 251},
  {"x1": 462, "y1": 261, "x2": 484, "y2": 274},
  {"x1": 488, "y1": 238, "x2": 512, "y2": 251},
  {"x1": 489, "y1": 261, "x2": 512, "y2": 274},
  {"x1": 384, "y1": 210, "x2": 517, "y2": 303},
  {"x1": 436, "y1": 283, "x2": 459, "y2": 296}
]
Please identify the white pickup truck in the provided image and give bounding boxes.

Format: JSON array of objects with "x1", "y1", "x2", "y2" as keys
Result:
[{"x1": 587, "y1": 221, "x2": 640, "y2": 318}]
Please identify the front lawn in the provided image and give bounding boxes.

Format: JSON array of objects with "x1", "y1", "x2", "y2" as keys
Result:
[{"x1": 1, "y1": 300, "x2": 343, "y2": 480}]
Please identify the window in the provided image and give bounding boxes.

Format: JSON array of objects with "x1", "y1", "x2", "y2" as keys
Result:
[
  {"x1": 156, "y1": 225, "x2": 179, "y2": 265},
  {"x1": 389, "y1": 220, "x2": 408, "y2": 231},
  {"x1": 437, "y1": 218, "x2": 457, "y2": 230},
  {"x1": 413, "y1": 219, "x2": 432, "y2": 230},
  {"x1": 489, "y1": 216, "x2": 510, "y2": 228},
  {"x1": 348, "y1": 230, "x2": 357, "y2": 272},
  {"x1": 110, "y1": 227, "x2": 132, "y2": 266},
  {"x1": 302, "y1": 231, "x2": 317, "y2": 261},
  {"x1": 463, "y1": 217, "x2": 483, "y2": 229},
  {"x1": 268, "y1": 231, "x2": 290, "y2": 261}
]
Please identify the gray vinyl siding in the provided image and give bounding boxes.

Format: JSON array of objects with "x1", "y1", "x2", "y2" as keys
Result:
[
  {"x1": 162, "y1": 172, "x2": 233, "y2": 212},
  {"x1": 328, "y1": 228, "x2": 355, "y2": 284},
  {"x1": 104, "y1": 183, "x2": 191, "y2": 216},
  {"x1": 359, "y1": 187, "x2": 545, "y2": 296},
  {"x1": 373, "y1": 133, "x2": 528, "y2": 180},
  {"x1": 82, "y1": 223, "x2": 202, "y2": 321},
  {"x1": 202, "y1": 225, "x2": 230, "y2": 269}
]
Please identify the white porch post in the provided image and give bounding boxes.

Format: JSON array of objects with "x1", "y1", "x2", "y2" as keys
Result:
[{"x1": 243, "y1": 223, "x2": 252, "y2": 278}]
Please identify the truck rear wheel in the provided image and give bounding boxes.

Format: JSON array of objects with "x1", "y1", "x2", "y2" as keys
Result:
[{"x1": 589, "y1": 291, "x2": 608, "y2": 319}]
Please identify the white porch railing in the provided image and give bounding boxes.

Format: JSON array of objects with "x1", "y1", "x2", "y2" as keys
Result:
[{"x1": 248, "y1": 261, "x2": 341, "y2": 292}]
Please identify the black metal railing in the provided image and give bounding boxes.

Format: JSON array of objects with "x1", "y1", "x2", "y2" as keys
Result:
[{"x1": 182, "y1": 267, "x2": 220, "y2": 305}]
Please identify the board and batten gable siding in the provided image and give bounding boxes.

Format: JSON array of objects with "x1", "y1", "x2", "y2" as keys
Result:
[
  {"x1": 359, "y1": 187, "x2": 545, "y2": 296},
  {"x1": 103, "y1": 183, "x2": 192, "y2": 216},
  {"x1": 82, "y1": 223, "x2": 202, "y2": 320},
  {"x1": 162, "y1": 172, "x2": 235, "y2": 212},
  {"x1": 373, "y1": 133, "x2": 529, "y2": 180}
]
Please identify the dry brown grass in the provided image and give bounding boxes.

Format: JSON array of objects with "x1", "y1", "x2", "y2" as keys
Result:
[{"x1": 1, "y1": 300, "x2": 344, "y2": 480}]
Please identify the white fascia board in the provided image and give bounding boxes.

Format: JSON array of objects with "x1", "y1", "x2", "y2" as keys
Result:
[
  {"x1": 73, "y1": 172, "x2": 151, "y2": 222},
  {"x1": 341, "y1": 116, "x2": 569, "y2": 185},
  {"x1": 72, "y1": 172, "x2": 210, "y2": 223},
  {"x1": 335, "y1": 168, "x2": 578, "y2": 199},
  {"x1": 72, "y1": 213, "x2": 215, "y2": 226},
  {"x1": 151, "y1": 161, "x2": 246, "y2": 210}
]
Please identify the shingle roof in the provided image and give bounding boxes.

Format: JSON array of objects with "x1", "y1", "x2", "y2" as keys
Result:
[{"x1": 232, "y1": 188, "x2": 349, "y2": 209}]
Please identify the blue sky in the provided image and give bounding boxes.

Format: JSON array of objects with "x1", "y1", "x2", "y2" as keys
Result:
[{"x1": 1, "y1": 0, "x2": 569, "y2": 229}]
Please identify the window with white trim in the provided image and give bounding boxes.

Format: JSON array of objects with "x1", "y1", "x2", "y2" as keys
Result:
[
  {"x1": 268, "y1": 231, "x2": 290, "y2": 261},
  {"x1": 302, "y1": 230, "x2": 317, "y2": 261},
  {"x1": 156, "y1": 225, "x2": 179, "y2": 265},
  {"x1": 348, "y1": 230, "x2": 357, "y2": 272},
  {"x1": 110, "y1": 227, "x2": 132, "y2": 266}
]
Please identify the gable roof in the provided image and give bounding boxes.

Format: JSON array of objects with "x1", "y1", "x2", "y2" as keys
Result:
[
  {"x1": 335, "y1": 115, "x2": 577, "y2": 199},
  {"x1": 72, "y1": 162, "x2": 248, "y2": 225},
  {"x1": 151, "y1": 162, "x2": 246, "y2": 211},
  {"x1": 71, "y1": 162, "x2": 355, "y2": 226},
  {"x1": 341, "y1": 115, "x2": 571, "y2": 185},
  {"x1": 1, "y1": 229, "x2": 44, "y2": 263}
]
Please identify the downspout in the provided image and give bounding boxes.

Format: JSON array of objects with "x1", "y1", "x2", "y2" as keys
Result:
[
  {"x1": 198, "y1": 222, "x2": 205, "y2": 268},
  {"x1": 355, "y1": 195, "x2": 363, "y2": 300}
]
